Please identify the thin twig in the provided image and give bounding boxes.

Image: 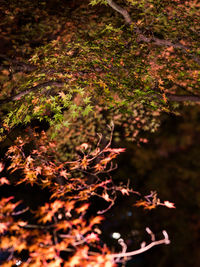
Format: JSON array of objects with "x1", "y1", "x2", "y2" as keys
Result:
[
  {"x1": 109, "y1": 230, "x2": 170, "y2": 259},
  {"x1": 12, "y1": 207, "x2": 29, "y2": 216}
]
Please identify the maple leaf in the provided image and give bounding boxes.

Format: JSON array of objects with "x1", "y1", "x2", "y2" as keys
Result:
[
  {"x1": 39, "y1": 211, "x2": 54, "y2": 223},
  {"x1": 0, "y1": 177, "x2": 10, "y2": 185},
  {"x1": 162, "y1": 93, "x2": 167, "y2": 103},
  {"x1": 100, "y1": 156, "x2": 113, "y2": 166},
  {"x1": 76, "y1": 203, "x2": 90, "y2": 214},
  {"x1": 120, "y1": 188, "x2": 129, "y2": 195},
  {"x1": 56, "y1": 221, "x2": 72, "y2": 231},
  {"x1": 144, "y1": 204, "x2": 156, "y2": 210},
  {"x1": 15, "y1": 241, "x2": 27, "y2": 252},
  {"x1": 164, "y1": 201, "x2": 176, "y2": 208},
  {"x1": 68, "y1": 254, "x2": 81, "y2": 267},
  {"x1": 58, "y1": 91, "x2": 66, "y2": 99},
  {"x1": 0, "y1": 222, "x2": 8, "y2": 234},
  {"x1": 86, "y1": 232, "x2": 99, "y2": 242},
  {"x1": 0, "y1": 196, "x2": 14, "y2": 206},
  {"x1": 33, "y1": 106, "x2": 41, "y2": 113},
  {"x1": 35, "y1": 166, "x2": 42, "y2": 175},
  {"x1": 51, "y1": 200, "x2": 64, "y2": 212},
  {"x1": 65, "y1": 201, "x2": 75, "y2": 217},
  {"x1": 60, "y1": 169, "x2": 69, "y2": 179},
  {"x1": 80, "y1": 156, "x2": 89, "y2": 170},
  {"x1": 90, "y1": 216, "x2": 104, "y2": 226},
  {"x1": 26, "y1": 155, "x2": 34, "y2": 165},
  {"x1": 134, "y1": 200, "x2": 148, "y2": 208},
  {"x1": 46, "y1": 258, "x2": 63, "y2": 267},
  {"x1": 94, "y1": 163, "x2": 104, "y2": 172}
]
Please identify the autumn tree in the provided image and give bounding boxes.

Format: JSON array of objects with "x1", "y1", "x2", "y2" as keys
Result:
[{"x1": 0, "y1": 0, "x2": 199, "y2": 265}]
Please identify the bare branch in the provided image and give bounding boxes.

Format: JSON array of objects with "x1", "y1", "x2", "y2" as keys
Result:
[
  {"x1": 109, "y1": 229, "x2": 170, "y2": 259},
  {"x1": 0, "y1": 54, "x2": 37, "y2": 72},
  {"x1": 106, "y1": 0, "x2": 132, "y2": 24},
  {"x1": 166, "y1": 93, "x2": 200, "y2": 102},
  {"x1": 11, "y1": 207, "x2": 29, "y2": 216},
  {"x1": 146, "y1": 227, "x2": 155, "y2": 241},
  {"x1": 97, "y1": 197, "x2": 116, "y2": 214},
  {"x1": 149, "y1": 92, "x2": 200, "y2": 103},
  {"x1": 115, "y1": 238, "x2": 128, "y2": 262}
]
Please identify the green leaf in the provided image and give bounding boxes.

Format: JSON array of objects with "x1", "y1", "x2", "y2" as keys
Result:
[
  {"x1": 83, "y1": 96, "x2": 91, "y2": 104},
  {"x1": 63, "y1": 120, "x2": 71, "y2": 127},
  {"x1": 54, "y1": 113, "x2": 63, "y2": 122},
  {"x1": 82, "y1": 104, "x2": 93, "y2": 116}
]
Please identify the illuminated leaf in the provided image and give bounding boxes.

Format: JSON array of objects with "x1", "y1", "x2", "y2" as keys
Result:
[
  {"x1": 90, "y1": 216, "x2": 104, "y2": 226},
  {"x1": 80, "y1": 156, "x2": 89, "y2": 170},
  {"x1": 76, "y1": 203, "x2": 90, "y2": 214},
  {"x1": 0, "y1": 222, "x2": 8, "y2": 234},
  {"x1": 60, "y1": 170, "x2": 69, "y2": 179},
  {"x1": 164, "y1": 201, "x2": 176, "y2": 209},
  {"x1": 0, "y1": 162, "x2": 4, "y2": 172},
  {"x1": 0, "y1": 177, "x2": 10, "y2": 185}
]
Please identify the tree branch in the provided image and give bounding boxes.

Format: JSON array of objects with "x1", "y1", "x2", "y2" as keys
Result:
[
  {"x1": 0, "y1": 81, "x2": 64, "y2": 105},
  {"x1": 0, "y1": 54, "x2": 37, "y2": 72},
  {"x1": 166, "y1": 93, "x2": 200, "y2": 102},
  {"x1": 136, "y1": 33, "x2": 200, "y2": 65},
  {"x1": 106, "y1": 0, "x2": 132, "y2": 24},
  {"x1": 105, "y1": 0, "x2": 200, "y2": 64},
  {"x1": 109, "y1": 229, "x2": 170, "y2": 260}
]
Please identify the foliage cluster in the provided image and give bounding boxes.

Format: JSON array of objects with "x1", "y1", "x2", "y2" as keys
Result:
[
  {"x1": 0, "y1": 128, "x2": 173, "y2": 266},
  {"x1": 0, "y1": 0, "x2": 199, "y2": 142}
]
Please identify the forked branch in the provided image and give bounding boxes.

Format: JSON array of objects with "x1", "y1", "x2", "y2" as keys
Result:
[
  {"x1": 110, "y1": 228, "x2": 170, "y2": 261},
  {"x1": 106, "y1": 0, "x2": 200, "y2": 64}
]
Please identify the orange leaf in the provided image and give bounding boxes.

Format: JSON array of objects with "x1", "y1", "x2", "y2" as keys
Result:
[
  {"x1": 90, "y1": 216, "x2": 104, "y2": 226},
  {"x1": 94, "y1": 163, "x2": 104, "y2": 172},
  {"x1": 80, "y1": 156, "x2": 89, "y2": 170},
  {"x1": 76, "y1": 203, "x2": 90, "y2": 214},
  {"x1": 134, "y1": 200, "x2": 148, "y2": 207},
  {"x1": 162, "y1": 93, "x2": 167, "y2": 103}
]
